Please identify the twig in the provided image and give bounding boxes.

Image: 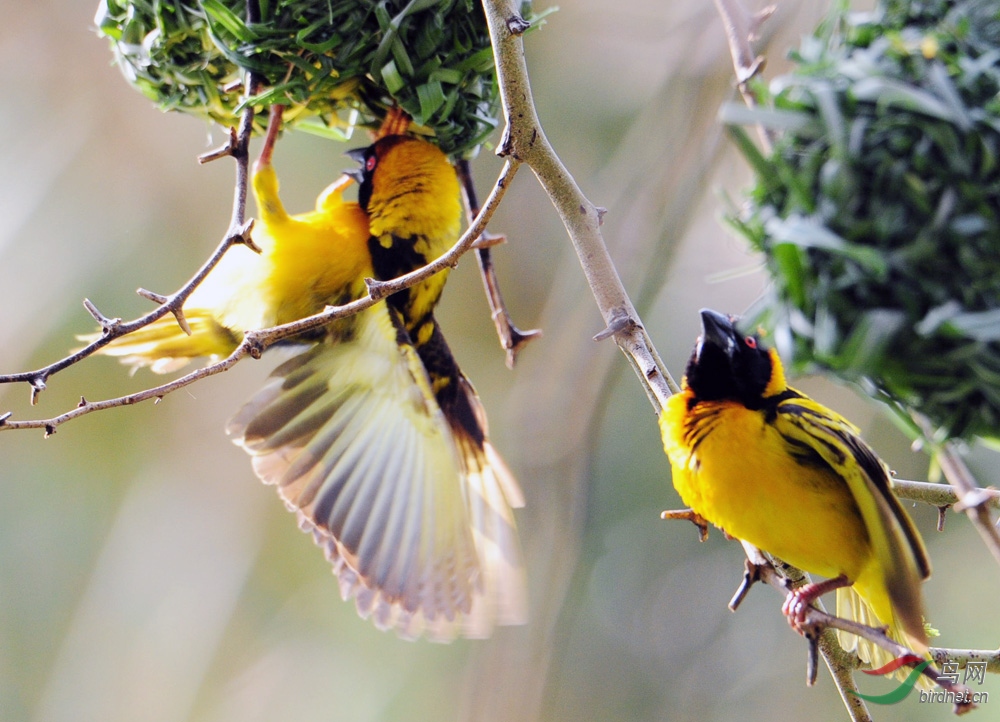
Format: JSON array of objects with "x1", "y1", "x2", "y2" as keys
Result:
[
  {"x1": 817, "y1": 629, "x2": 873, "y2": 722},
  {"x1": 481, "y1": 0, "x2": 679, "y2": 409},
  {"x1": 911, "y1": 413, "x2": 1000, "y2": 568},
  {"x1": 455, "y1": 159, "x2": 542, "y2": 368},
  {"x1": 892, "y1": 478, "x2": 1000, "y2": 510},
  {"x1": 930, "y1": 648, "x2": 1000, "y2": 675},
  {"x1": 936, "y1": 440, "x2": 1000, "y2": 569},
  {"x1": 713, "y1": 0, "x2": 776, "y2": 151},
  {"x1": 659, "y1": 507, "x2": 709, "y2": 542},
  {"x1": 0, "y1": 159, "x2": 519, "y2": 433},
  {"x1": 0, "y1": 76, "x2": 262, "y2": 402},
  {"x1": 732, "y1": 552, "x2": 978, "y2": 714}
]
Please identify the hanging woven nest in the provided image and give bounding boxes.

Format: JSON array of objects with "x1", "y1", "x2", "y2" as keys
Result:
[
  {"x1": 727, "y1": 0, "x2": 1000, "y2": 443},
  {"x1": 95, "y1": 0, "x2": 536, "y2": 156}
]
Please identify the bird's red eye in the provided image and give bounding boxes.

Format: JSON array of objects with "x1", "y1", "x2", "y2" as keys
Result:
[
  {"x1": 365, "y1": 155, "x2": 377, "y2": 172},
  {"x1": 744, "y1": 336, "x2": 757, "y2": 349}
]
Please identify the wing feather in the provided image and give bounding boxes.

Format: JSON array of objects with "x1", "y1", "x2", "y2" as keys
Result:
[
  {"x1": 446, "y1": 378, "x2": 528, "y2": 635},
  {"x1": 227, "y1": 303, "x2": 524, "y2": 639},
  {"x1": 774, "y1": 395, "x2": 929, "y2": 645}
]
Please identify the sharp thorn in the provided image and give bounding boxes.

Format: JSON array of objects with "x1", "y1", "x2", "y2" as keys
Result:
[
  {"x1": 936, "y1": 506, "x2": 949, "y2": 532},
  {"x1": 364, "y1": 277, "x2": 390, "y2": 301},
  {"x1": 30, "y1": 378, "x2": 46, "y2": 406},
  {"x1": 503, "y1": 326, "x2": 543, "y2": 369},
  {"x1": 729, "y1": 559, "x2": 762, "y2": 611},
  {"x1": 593, "y1": 312, "x2": 634, "y2": 342},
  {"x1": 471, "y1": 232, "x2": 507, "y2": 250},
  {"x1": 172, "y1": 308, "x2": 193, "y2": 337},
  {"x1": 137, "y1": 288, "x2": 169, "y2": 305}
]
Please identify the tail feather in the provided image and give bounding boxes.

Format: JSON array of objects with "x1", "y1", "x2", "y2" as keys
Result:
[
  {"x1": 81, "y1": 310, "x2": 240, "y2": 373},
  {"x1": 836, "y1": 586, "x2": 933, "y2": 689},
  {"x1": 458, "y1": 436, "x2": 528, "y2": 637}
]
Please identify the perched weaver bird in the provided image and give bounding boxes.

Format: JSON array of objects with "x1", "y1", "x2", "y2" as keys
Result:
[
  {"x1": 86, "y1": 131, "x2": 527, "y2": 640},
  {"x1": 660, "y1": 309, "x2": 931, "y2": 676}
]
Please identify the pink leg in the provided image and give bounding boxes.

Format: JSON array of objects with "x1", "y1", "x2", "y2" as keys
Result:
[{"x1": 781, "y1": 574, "x2": 851, "y2": 633}]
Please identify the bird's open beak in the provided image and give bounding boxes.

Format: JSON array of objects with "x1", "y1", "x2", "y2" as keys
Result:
[
  {"x1": 697, "y1": 308, "x2": 738, "y2": 361},
  {"x1": 343, "y1": 147, "x2": 367, "y2": 183}
]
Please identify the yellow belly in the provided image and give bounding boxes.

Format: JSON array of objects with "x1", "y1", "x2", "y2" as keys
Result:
[{"x1": 662, "y1": 395, "x2": 871, "y2": 582}]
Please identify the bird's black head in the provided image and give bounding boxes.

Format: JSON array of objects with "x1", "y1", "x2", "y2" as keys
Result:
[
  {"x1": 684, "y1": 309, "x2": 777, "y2": 408},
  {"x1": 344, "y1": 135, "x2": 408, "y2": 212}
]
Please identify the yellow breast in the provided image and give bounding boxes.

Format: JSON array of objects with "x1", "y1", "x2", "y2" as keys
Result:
[{"x1": 660, "y1": 391, "x2": 871, "y2": 582}]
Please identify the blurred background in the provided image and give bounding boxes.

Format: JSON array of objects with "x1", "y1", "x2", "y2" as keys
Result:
[{"x1": 2, "y1": 1, "x2": 998, "y2": 721}]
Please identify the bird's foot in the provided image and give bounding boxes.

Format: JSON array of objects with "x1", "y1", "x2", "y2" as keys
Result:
[{"x1": 781, "y1": 573, "x2": 851, "y2": 634}]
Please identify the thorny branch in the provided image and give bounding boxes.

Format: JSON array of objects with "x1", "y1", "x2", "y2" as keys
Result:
[
  {"x1": 935, "y1": 438, "x2": 1000, "y2": 569},
  {"x1": 892, "y1": 478, "x2": 1000, "y2": 512},
  {"x1": 731, "y1": 547, "x2": 978, "y2": 716},
  {"x1": 713, "y1": 0, "x2": 776, "y2": 151},
  {"x1": 481, "y1": 0, "x2": 679, "y2": 408},
  {"x1": 0, "y1": 75, "x2": 262, "y2": 404},
  {"x1": 455, "y1": 159, "x2": 542, "y2": 368},
  {"x1": 0, "y1": 159, "x2": 519, "y2": 434}
]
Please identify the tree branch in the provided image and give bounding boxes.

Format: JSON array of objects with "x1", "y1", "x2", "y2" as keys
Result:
[
  {"x1": 817, "y1": 629, "x2": 873, "y2": 722},
  {"x1": 454, "y1": 159, "x2": 542, "y2": 368},
  {"x1": 936, "y1": 439, "x2": 1000, "y2": 569},
  {"x1": 713, "y1": 0, "x2": 776, "y2": 151},
  {"x1": 931, "y1": 647, "x2": 1000, "y2": 675},
  {"x1": 0, "y1": 77, "x2": 261, "y2": 403},
  {"x1": 892, "y1": 478, "x2": 1000, "y2": 510},
  {"x1": 733, "y1": 548, "x2": 979, "y2": 715},
  {"x1": 481, "y1": 0, "x2": 679, "y2": 410}
]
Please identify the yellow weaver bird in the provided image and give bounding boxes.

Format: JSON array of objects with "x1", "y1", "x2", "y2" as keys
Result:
[
  {"x1": 87, "y1": 131, "x2": 527, "y2": 640},
  {"x1": 660, "y1": 309, "x2": 931, "y2": 675}
]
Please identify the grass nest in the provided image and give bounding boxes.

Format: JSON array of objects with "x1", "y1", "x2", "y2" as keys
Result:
[
  {"x1": 727, "y1": 0, "x2": 1000, "y2": 443},
  {"x1": 95, "y1": 0, "x2": 538, "y2": 156}
]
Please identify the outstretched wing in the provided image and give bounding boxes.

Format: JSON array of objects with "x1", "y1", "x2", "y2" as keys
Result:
[{"x1": 227, "y1": 303, "x2": 525, "y2": 640}]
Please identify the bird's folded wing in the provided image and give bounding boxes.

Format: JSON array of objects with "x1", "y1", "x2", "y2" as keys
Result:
[
  {"x1": 773, "y1": 398, "x2": 929, "y2": 644},
  {"x1": 227, "y1": 304, "x2": 524, "y2": 639}
]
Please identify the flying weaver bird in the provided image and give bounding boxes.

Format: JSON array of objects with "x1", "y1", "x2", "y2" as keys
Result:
[
  {"x1": 660, "y1": 309, "x2": 931, "y2": 677},
  {"x1": 86, "y1": 126, "x2": 527, "y2": 640}
]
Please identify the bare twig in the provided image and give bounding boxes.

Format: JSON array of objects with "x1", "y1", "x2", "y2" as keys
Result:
[
  {"x1": 713, "y1": 0, "x2": 776, "y2": 151},
  {"x1": 0, "y1": 160, "x2": 519, "y2": 433},
  {"x1": 892, "y1": 478, "x2": 1000, "y2": 511},
  {"x1": 454, "y1": 158, "x2": 542, "y2": 368},
  {"x1": 930, "y1": 647, "x2": 1000, "y2": 675},
  {"x1": 659, "y1": 507, "x2": 709, "y2": 542},
  {"x1": 732, "y1": 552, "x2": 978, "y2": 714},
  {"x1": 0, "y1": 76, "x2": 261, "y2": 402},
  {"x1": 936, "y1": 440, "x2": 1000, "y2": 569},
  {"x1": 481, "y1": 0, "x2": 679, "y2": 409},
  {"x1": 817, "y1": 629, "x2": 873, "y2": 722}
]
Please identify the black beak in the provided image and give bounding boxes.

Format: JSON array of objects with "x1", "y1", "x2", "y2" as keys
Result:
[
  {"x1": 698, "y1": 308, "x2": 738, "y2": 360},
  {"x1": 344, "y1": 146, "x2": 367, "y2": 183}
]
